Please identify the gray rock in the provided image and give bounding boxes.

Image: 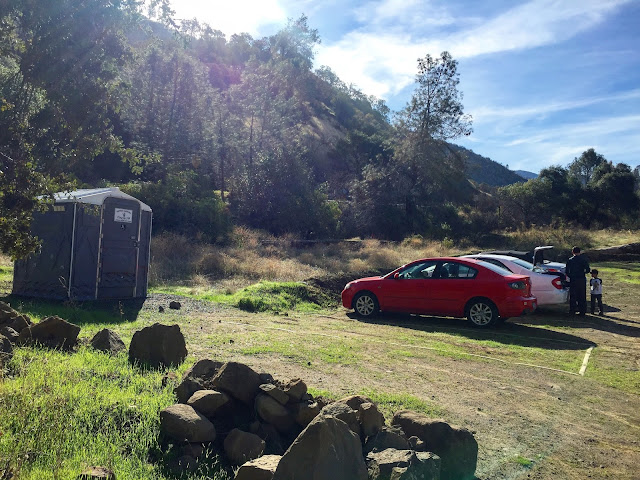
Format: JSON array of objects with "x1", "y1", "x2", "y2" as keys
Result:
[
  {"x1": 182, "y1": 443, "x2": 205, "y2": 458},
  {"x1": 260, "y1": 384, "x2": 289, "y2": 405},
  {"x1": 272, "y1": 415, "x2": 367, "y2": 480},
  {"x1": 235, "y1": 455, "x2": 281, "y2": 480},
  {"x1": 364, "y1": 427, "x2": 410, "y2": 455},
  {"x1": 290, "y1": 401, "x2": 321, "y2": 428},
  {"x1": 169, "y1": 301, "x2": 182, "y2": 310},
  {"x1": 282, "y1": 378, "x2": 307, "y2": 402},
  {"x1": 77, "y1": 466, "x2": 116, "y2": 479},
  {"x1": 392, "y1": 411, "x2": 477, "y2": 480},
  {"x1": 187, "y1": 389, "x2": 230, "y2": 417},
  {"x1": 17, "y1": 316, "x2": 80, "y2": 350},
  {"x1": 8, "y1": 314, "x2": 31, "y2": 333},
  {"x1": 320, "y1": 402, "x2": 361, "y2": 439},
  {"x1": 174, "y1": 359, "x2": 224, "y2": 403},
  {"x1": 389, "y1": 452, "x2": 441, "y2": 480},
  {"x1": 359, "y1": 402, "x2": 385, "y2": 438},
  {"x1": 0, "y1": 302, "x2": 16, "y2": 326},
  {"x1": 255, "y1": 394, "x2": 296, "y2": 433},
  {"x1": 407, "y1": 436, "x2": 426, "y2": 452},
  {"x1": 366, "y1": 449, "x2": 414, "y2": 478},
  {"x1": 0, "y1": 326, "x2": 19, "y2": 343},
  {"x1": 129, "y1": 323, "x2": 187, "y2": 368},
  {"x1": 0, "y1": 334, "x2": 13, "y2": 368},
  {"x1": 223, "y1": 428, "x2": 266, "y2": 465},
  {"x1": 338, "y1": 394, "x2": 374, "y2": 411},
  {"x1": 212, "y1": 362, "x2": 261, "y2": 405},
  {"x1": 90, "y1": 329, "x2": 125, "y2": 355},
  {"x1": 160, "y1": 404, "x2": 216, "y2": 443}
]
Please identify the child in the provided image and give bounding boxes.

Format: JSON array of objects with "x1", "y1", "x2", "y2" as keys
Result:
[{"x1": 590, "y1": 269, "x2": 603, "y2": 315}]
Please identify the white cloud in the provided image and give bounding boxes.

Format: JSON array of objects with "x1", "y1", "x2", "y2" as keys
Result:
[
  {"x1": 315, "y1": 0, "x2": 631, "y2": 101},
  {"x1": 170, "y1": 0, "x2": 287, "y2": 37}
]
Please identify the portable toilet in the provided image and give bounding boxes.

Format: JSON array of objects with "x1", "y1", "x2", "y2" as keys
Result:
[{"x1": 13, "y1": 187, "x2": 152, "y2": 300}]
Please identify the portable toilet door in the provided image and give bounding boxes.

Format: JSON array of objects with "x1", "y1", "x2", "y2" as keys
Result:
[{"x1": 97, "y1": 196, "x2": 142, "y2": 299}]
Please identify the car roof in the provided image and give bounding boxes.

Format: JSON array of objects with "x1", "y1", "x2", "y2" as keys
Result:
[{"x1": 465, "y1": 254, "x2": 522, "y2": 262}]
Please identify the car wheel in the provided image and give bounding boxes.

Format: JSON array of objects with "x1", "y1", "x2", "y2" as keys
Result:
[
  {"x1": 466, "y1": 300, "x2": 498, "y2": 327},
  {"x1": 353, "y1": 291, "x2": 379, "y2": 318}
]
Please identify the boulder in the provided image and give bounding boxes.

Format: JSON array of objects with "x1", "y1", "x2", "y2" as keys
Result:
[
  {"x1": 338, "y1": 394, "x2": 374, "y2": 411},
  {"x1": 255, "y1": 394, "x2": 296, "y2": 433},
  {"x1": 289, "y1": 401, "x2": 321, "y2": 428},
  {"x1": 364, "y1": 426, "x2": 411, "y2": 455},
  {"x1": 159, "y1": 404, "x2": 216, "y2": 443},
  {"x1": 0, "y1": 334, "x2": 13, "y2": 368},
  {"x1": 0, "y1": 302, "x2": 19, "y2": 326},
  {"x1": 272, "y1": 415, "x2": 367, "y2": 480},
  {"x1": 212, "y1": 362, "x2": 261, "y2": 405},
  {"x1": 223, "y1": 428, "x2": 266, "y2": 465},
  {"x1": 8, "y1": 314, "x2": 31, "y2": 333},
  {"x1": 0, "y1": 326, "x2": 19, "y2": 344},
  {"x1": 169, "y1": 301, "x2": 182, "y2": 310},
  {"x1": 77, "y1": 466, "x2": 116, "y2": 479},
  {"x1": 17, "y1": 316, "x2": 80, "y2": 350},
  {"x1": 129, "y1": 323, "x2": 187, "y2": 368},
  {"x1": 182, "y1": 443, "x2": 205, "y2": 459},
  {"x1": 407, "y1": 436, "x2": 426, "y2": 452},
  {"x1": 235, "y1": 455, "x2": 282, "y2": 480},
  {"x1": 366, "y1": 448, "x2": 414, "y2": 479},
  {"x1": 174, "y1": 359, "x2": 224, "y2": 403},
  {"x1": 320, "y1": 402, "x2": 361, "y2": 438},
  {"x1": 392, "y1": 411, "x2": 477, "y2": 480},
  {"x1": 260, "y1": 384, "x2": 289, "y2": 405},
  {"x1": 359, "y1": 402, "x2": 385, "y2": 437},
  {"x1": 389, "y1": 452, "x2": 441, "y2": 480},
  {"x1": 90, "y1": 329, "x2": 125, "y2": 355},
  {"x1": 282, "y1": 378, "x2": 307, "y2": 402},
  {"x1": 187, "y1": 389, "x2": 230, "y2": 417}
]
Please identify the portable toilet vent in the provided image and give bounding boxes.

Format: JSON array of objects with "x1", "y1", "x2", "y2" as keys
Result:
[{"x1": 13, "y1": 187, "x2": 152, "y2": 300}]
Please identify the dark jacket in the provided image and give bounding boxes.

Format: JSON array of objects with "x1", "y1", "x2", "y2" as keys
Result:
[{"x1": 566, "y1": 254, "x2": 590, "y2": 280}]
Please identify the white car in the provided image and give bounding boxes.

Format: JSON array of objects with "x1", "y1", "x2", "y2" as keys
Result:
[
  {"x1": 462, "y1": 254, "x2": 568, "y2": 306},
  {"x1": 483, "y1": 246, "x2": 566, "y2": 274}
]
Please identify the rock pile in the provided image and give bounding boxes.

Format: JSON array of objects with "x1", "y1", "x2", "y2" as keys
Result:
[{"x1": 161, "y1": 359, "x2": 478, "y2": 480}]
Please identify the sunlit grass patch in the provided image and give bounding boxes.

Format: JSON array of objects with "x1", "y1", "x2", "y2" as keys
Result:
[
  {"x1": 0, "y1": 347, "x2": 229, "y2": 480},
  {"x1": 153, "y1": 281, "x2": 335, "y2": 314},
  {"x1": 598, "y1": 263, "x2": 640, "y2": 285},
  {"x1": 359, "y1": 388, "x2": 443, "y2": 419}
]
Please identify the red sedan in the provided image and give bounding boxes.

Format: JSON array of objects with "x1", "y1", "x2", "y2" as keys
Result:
[{"x1": 341, "y1": 257, "x2": 536, "y2": 327}]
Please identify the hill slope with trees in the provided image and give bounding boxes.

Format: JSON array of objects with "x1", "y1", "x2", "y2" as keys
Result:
[{"x1": 1, "y1": 1, "x2": 638, "y2": 258}]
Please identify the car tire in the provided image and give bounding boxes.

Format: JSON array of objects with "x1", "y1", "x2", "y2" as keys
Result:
[
  {"x1": 466, "y1": 299, "x2": 498, "y2": 327},
  {"x1": 353, "y1": 291, "x2": 379, "y2": 318}
]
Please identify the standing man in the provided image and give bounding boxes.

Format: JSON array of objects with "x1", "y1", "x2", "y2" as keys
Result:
[{"x1": 566, "y1": 246, "x2": 590, "y2": 316}]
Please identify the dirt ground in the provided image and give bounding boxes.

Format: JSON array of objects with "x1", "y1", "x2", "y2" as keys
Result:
[{"x1": 138, "y1": 292, "x2": 640, "y2": 480}]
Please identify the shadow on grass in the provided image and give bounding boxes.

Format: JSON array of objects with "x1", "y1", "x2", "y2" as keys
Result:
[
  {"x1": 516, "y1": 307, "x2": 640, "y2": 338},
  {"x1": 347, "y1": 311, "x2": 596, "y2": 351},
  {"x1": 0, "y1": 294, "x2": 145, "y2": 326}
]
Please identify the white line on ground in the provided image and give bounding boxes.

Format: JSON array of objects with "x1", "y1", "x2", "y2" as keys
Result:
[{"x1": 579, "y1": 346, "x2": 594, "y2": 376}]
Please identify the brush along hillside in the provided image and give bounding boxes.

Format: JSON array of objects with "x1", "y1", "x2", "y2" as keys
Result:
[{"x1": 1, "y1": 228, "x2": 639, "y2": 479}]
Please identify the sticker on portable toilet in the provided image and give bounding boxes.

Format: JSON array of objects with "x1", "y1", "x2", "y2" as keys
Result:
[{"x1": 114, "y1": 208, "x2": 133, "y2": 223}]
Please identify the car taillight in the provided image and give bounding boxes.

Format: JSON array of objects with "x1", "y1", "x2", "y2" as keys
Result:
[
  {"x1": 552, "y1": 277, "x2": 563, "y2": 289},
  {"x1": 508, "y1": 281, "x2": 526, "y2": 290},
  {"x1": 547, "y1": 268, "x2": 559, "y2": 272}
]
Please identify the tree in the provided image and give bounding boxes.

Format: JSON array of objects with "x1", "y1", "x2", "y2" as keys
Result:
[
  {"x1": 390, "y1": 51, "x2": 474, "y2": 234},
  {"x1": 568, "y1": 148, "x2": 606, "y2": 186},
  {"x1": 0, "y1": 0, "x2": 146, "y2": 257}
]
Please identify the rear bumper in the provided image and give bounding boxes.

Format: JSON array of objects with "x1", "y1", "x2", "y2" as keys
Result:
[{"x1": 501, "y1": 295, "x2": 537, "y2": 318}]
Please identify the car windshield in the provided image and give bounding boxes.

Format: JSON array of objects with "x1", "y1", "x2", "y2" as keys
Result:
[{"x1": 475, "y1": 261, "x2": 514, "y2": 276}]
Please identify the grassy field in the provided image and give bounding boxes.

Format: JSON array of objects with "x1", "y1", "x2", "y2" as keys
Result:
[{"x1": 1, "y1": 228, "x2": 639, "y2": 479}]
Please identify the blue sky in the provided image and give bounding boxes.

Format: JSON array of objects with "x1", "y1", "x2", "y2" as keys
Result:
[{"x1": 170, "y1": 0, "x2": 640, "y2": 174}]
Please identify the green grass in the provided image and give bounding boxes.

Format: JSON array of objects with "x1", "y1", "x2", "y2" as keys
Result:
[
  {"x1": 152, "y1": 281, "x2": 334, "y2": 313},
  {"x1": 0, "y1": 348, "x2": 231, "y2": 479},
  {"x1": 597, "y1": 263, "x2": 640, "y2": 285},
  {"x1": 358, "y1": 388, "x2": 443, "y2": 420},
  {"x1": 513, "y1": 455, "x2": 534, "y2": 468}
]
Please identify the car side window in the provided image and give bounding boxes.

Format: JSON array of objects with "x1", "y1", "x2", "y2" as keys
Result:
[
  {"x1": 478, "y1": 258, "x2": 512, "y2": 272},
  {"x1": 439, "y1": 262, "x2": 478, "y2": 279},
  {"x1": 397, "y1": 261, "x2": 438, "y2": 279}
]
